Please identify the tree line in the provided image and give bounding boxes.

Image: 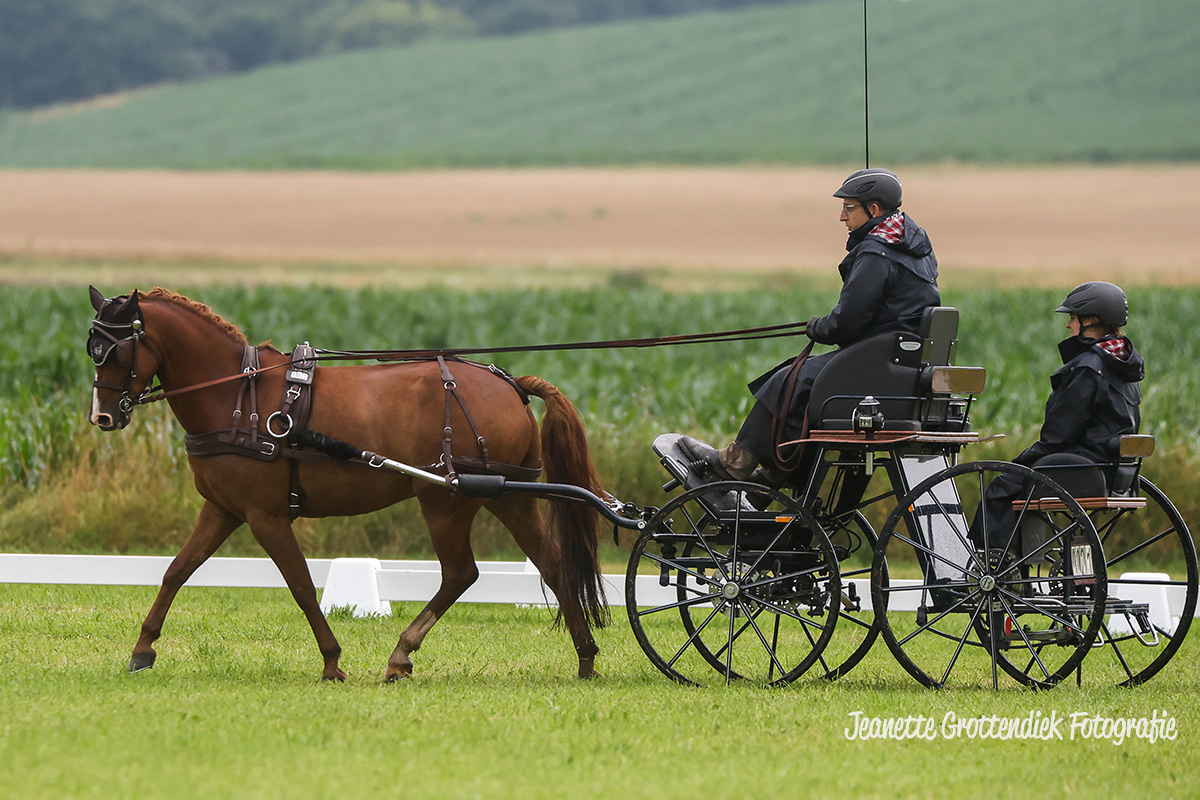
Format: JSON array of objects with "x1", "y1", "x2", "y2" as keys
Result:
[{"x1": 0, "y1": 0, "x2": 808, "y2": 109}]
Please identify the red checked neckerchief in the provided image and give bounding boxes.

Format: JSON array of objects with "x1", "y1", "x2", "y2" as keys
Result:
[
  {"x1": 868, "y1": 212, "x2": 905, "y2": 244},
  {"x1": 1097, "y1": 337, "x2": 1131, "y2": 361}
]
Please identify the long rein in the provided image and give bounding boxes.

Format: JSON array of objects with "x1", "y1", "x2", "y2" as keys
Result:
[{"x1": 133, "y1": 320, "x2": 809, "y2": 406}]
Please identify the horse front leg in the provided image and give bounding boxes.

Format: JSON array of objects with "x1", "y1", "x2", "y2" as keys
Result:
[
  {"x1": 385, "y1": 496, "x2": 482, "y2": 682},
  {"x1": 245, "y1": 509, "x2": 347, "y2": 682},
  {"x1": 130, "y1": 501, "x2": 241, "y2": 672}
]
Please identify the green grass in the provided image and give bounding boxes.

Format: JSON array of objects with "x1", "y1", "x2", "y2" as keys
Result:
[
  {"x1": 0, "y1": 585, "x2": 1196, "y2": 800},
  {"x1": 0, "y1": 0, "x2": 1196, "y2": 168}
]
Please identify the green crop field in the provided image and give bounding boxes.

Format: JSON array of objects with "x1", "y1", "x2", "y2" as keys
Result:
[
  {"x1": 1, "y1": 584, "x2": 1195, "y2": 800},
  {"x1": 3, "y1": 281, "x2": 1200, "y2": 561},
  {"x1": 0, "y1": 0, "x2": 1196, "y2": 168}
]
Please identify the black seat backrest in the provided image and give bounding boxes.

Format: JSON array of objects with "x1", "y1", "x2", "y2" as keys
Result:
[
  {"x1": 919, "y1": 307, "x2": 960, "y2": 429},
  {"x1": 807, "y1": 331, "x2": 925, "y2": 430},
  {"x1": 807, "y1": 307, "x2": 962, "y2": 431},
  {"x1": 920, "y1": 306, "x2": 959, "y2": 366}
]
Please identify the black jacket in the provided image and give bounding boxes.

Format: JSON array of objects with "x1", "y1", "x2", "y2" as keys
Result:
[
  {"x1": 746, "y1": 213, "x2": 940, "y2": 410},
  {"x1": 807, "y1": 213, "x2": 941, "y2": 346},
  {"x1": 1014, "y1": 334, "x2": 1145, "y2": 467}
]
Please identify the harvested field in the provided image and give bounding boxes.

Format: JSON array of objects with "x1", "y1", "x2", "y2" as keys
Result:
[{"x1": 1, "y1": 165, "x2": 1196, "y2": 287}]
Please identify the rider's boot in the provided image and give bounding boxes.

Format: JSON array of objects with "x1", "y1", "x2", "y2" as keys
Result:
[
  {"x1": 679, "y1": 436, "x2": 757, "y2": 482},
  {"x1": 748, "y1": 463, "x2": 789, "y2": 489}
]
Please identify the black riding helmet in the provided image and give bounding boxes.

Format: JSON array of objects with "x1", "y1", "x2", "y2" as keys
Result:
[
  {"x1": 1055, "y1": 281, "x2": 1128, "y2": 327},
  {"x1": 833, "y1": 168, "x2": 903, "y2": 213}
]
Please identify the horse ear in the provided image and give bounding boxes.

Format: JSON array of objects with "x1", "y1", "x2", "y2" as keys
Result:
[
  {"x1": 89, "y1": 285, "x2": 106, "y2": 313},
  {"x1": 112, "y1": 290, "x2": 141, "y2": 323}
]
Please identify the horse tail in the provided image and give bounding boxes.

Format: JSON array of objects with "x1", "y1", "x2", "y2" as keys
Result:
[{"x1": 515, "y1": 375, "x2": 609, "y2": 629}]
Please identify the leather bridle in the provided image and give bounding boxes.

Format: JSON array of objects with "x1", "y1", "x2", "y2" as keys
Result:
[{"x1": 89, "y1": 306, "x2": 161, "y2": 426}]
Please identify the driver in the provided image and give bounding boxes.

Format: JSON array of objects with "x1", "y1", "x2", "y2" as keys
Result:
[{"x1": 683, "y1": 168, "x2": 941, "y2": 484}]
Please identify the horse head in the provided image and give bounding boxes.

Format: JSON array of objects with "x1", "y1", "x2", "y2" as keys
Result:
[{"x1": 88, "y1": 285, "x2": 161, "y2": 431}]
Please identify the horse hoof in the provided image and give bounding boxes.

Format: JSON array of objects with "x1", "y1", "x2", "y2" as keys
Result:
[
  {"x1": 384, "y1": 666, "x2": 412, "y2": 683},
  {"x1": 128, "y1": 652, "x2": 156, "y2": 673},
  {"x1": 321, "y1": 673, "x2": 347, "y2": 683}
]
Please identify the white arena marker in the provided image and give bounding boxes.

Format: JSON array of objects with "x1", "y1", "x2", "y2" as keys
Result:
[{"x1": 319, "y1": 558, "x2": 392, "y2": 618}]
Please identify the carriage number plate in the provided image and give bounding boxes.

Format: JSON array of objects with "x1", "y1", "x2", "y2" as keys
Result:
[{"x1": 1071, "y1": 545, "x2": 1095, "y2": 584}]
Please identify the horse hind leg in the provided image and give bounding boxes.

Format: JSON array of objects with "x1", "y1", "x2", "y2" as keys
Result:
[
  {"x1": 486, "y1": 493, "x2": 601, "y2": 679},
  {"x1": 385, "y1": 494, "x2": 484, "y2": 682},
  {"x1": 130, "y1": 501, "x2": 241, "y2": 672}
]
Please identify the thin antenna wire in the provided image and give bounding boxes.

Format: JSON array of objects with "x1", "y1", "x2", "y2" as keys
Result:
[{"x1": 862, "y1": 0, "x2": 870, "y2": 167}]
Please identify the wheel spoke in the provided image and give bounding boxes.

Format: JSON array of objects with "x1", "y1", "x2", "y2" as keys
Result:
[
  {"x1": 994, "y1": 592, "x2": 1054, "y2": 681},
  {"x1": 679, "y1": 505, "x2": 731, "y2": 583},
  {"x1": 897, "y1": 589, "x2": 984, "y2": 648},
  {"x1": 639, "y1": 548, "x2": 724, "y2": 591},
  {"x1": 666, "y1": 600, "x2": 728, "y2": 670},
  {"x1": 1098, "y1": 621, "x2": 1137, "y2": 681},
  {"x1": 995, "y1": 587, "x2": 1092, "y2": 636},
  {"x1": 937, "y1": 600, "x2": 986, "y2": 687},
  {"x1": 636, "y1": 588, "x2": 730, "y2": 618},
  {"x1": 1104, "y1": 527, "x2": 1177, "y2": 569}
]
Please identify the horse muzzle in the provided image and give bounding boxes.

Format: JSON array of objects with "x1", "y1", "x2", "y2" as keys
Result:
[
  {"x1": 90, "y1": 388, "x2": 134, "y2": 431},
  {"x1": 90, "y1": 411, "x2": 129, "y2": 431}
]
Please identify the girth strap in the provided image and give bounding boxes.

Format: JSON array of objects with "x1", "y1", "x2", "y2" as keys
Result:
[
  {"x1": 231, "y1": 345, "x2": 262, "y2": 444},
  {"x1": 280, "y1": 343, "x2": 317, "y2": 520},
  {"x1": 437, "y1": 356, "x2": 490, "y2": 482}
]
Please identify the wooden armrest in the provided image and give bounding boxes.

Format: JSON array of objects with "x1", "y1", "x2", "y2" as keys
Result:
[{"x1": 1015, "y1": 496, "x2": 1148, "y2": 512}]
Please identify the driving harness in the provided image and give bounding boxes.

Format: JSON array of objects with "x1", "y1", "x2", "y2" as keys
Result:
[{"x1": 184, "y1": 347, "x2": 540, "y2": 519}]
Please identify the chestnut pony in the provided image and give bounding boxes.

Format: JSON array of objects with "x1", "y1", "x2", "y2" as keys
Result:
[{"x1": 87, "y1": 287, "x2": 607, "y2": 681}]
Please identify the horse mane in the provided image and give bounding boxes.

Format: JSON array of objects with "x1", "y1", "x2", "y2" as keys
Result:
[{"x1": 143, "y1": 288, "x2": 282, "y2": 355}]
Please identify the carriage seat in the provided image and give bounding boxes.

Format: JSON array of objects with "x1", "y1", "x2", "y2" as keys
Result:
[
  {"x1": 807, "y1": 307, "x2": 981, "y2": 433},
  {"x1": 1018, "y1": 435, "x2": 1154, "y2": 563},
  {"x1": 1027, "y1": 434, "x2": 1155, "y2": 502}
]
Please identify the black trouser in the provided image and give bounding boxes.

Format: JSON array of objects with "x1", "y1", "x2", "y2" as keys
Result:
[
  {"x1": 969, "y1": 470, "x2": 1028, "y2": 551},
  {"x1": 739, "y1": 351, "x2": 837, "y2": 462}
]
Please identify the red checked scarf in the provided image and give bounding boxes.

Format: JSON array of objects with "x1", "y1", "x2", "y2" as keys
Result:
[
  {"x1": 868, "y1": 212, "x2": 905, "y2": 244},
  {"x1": 1097, "y1": 336, "x2": 1131, "y2": 361}
]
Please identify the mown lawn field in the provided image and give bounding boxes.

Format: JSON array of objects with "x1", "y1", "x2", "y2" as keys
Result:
[{"x1": 1, "y1": 584, "x2": 1196, "y2": 800}]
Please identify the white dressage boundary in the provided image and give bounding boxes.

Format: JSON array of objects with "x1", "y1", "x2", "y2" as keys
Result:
[
  {"x1": 0, "y1": 553, "x2": 669, "y2": 615},
  {"x1": 0, "y1": 554, "x2": 1190, "y2": 625}
]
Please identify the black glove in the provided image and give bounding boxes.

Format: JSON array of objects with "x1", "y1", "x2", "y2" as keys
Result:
[{"x1": 805, "y1": 316, "x2": 820, "y2": 339}]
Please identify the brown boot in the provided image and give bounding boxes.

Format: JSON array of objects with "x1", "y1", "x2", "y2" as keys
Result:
[
  {"x1": 716, "y1": 441, "x2": 758, "y2": 481},
  {"x1": 679, "y1": 436, "x2": 758, "y2": 483}
]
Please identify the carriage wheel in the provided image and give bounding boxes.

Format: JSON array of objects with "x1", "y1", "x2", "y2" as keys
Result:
[
  {"x1": 872, "y1": 461, "x2": 1106, "y2": 689},
  {"x1": 1077, "y1": 478, "x2": 1198, "y2": 687},
  {"x1": 625, "y1": 481, "x2": 840, "y2": 686},
  {"x1": 814, "y1": 509, "x2": 880, "y2": 680}
]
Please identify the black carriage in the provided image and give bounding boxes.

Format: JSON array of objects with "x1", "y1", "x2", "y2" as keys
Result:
[{"x1": 621, "y1": 308, "x2": 1198, "y2": 688}]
